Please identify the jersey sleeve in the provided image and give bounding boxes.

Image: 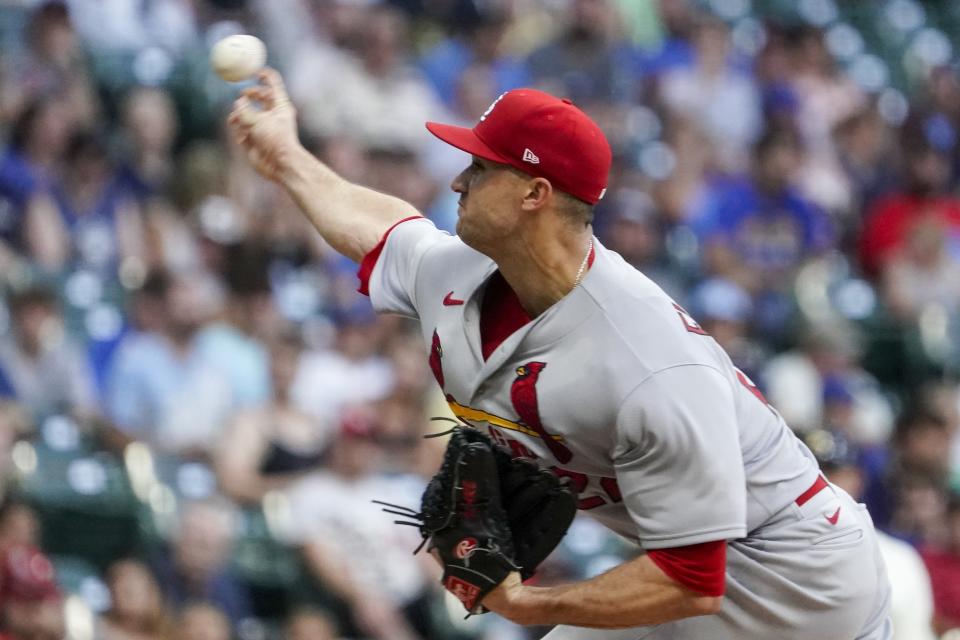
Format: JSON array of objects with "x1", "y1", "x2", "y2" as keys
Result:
[
  {"x1": 359, "y1": 216, "x2": 451, "y2": 318},
  {"x1": 646, "y1": 540, "x2": 727, "y2": 596},
  {"x1": 614, "y1": 364, "x2": 747, "y2": 549}
]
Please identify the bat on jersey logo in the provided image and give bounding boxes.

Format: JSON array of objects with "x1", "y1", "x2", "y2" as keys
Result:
[
  {"x1": 511, "y1": 362, "x2": 573, "y2": 463},
  {"x1": 429, "y1": 329, "x2": 445, "y2": 388},
  {"x1": 445, "y1": 400, "x2": 567, "y2": 443}
]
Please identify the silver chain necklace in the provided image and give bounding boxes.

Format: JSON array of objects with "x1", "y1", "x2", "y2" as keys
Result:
[{"x1": 573, "y1": 237, "x2": 594, "y2": 288}]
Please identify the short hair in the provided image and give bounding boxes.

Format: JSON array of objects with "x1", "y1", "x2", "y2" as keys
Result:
[
  {"x1": 222, "y1": 242, "x2": 272, "y2": 296},
  {"x1": 138, "y1": 269, "x2": 172, "y2": 299},
  {"x1": 894, "y1": 405, "x2": 949, "y2": 444},
  {"x1": 503, "y1": 164, "x2": 595, "y2": 224},
  {"x1": 947, "y1": 491, "x2": 960, "y2": 517},
  {"x1": 754, "y1": 125, "x2": 803, "y2": 160},
  {"x1": 7, "y1": 284, "x2": 58, "y2": 314},
  {"x1": 557, "y1": 191, "x2": 594, "y2": 225}
]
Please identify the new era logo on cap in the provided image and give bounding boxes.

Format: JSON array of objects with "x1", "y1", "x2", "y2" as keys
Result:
[{"x1": 425, "y1": 89, "x2": 612, "y2": 205}]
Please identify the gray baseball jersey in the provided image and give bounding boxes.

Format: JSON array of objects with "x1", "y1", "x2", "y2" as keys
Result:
[{"x1": 367, "y1": 218, "x2": 891, "y2": 639}]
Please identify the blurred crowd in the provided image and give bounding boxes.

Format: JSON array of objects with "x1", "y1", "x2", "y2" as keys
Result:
[{"x1": 1, "y1": 0, "x2": 960, "y2": 638}]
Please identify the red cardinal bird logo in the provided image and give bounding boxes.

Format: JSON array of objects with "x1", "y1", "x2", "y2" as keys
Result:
[
  {"x1": 510, "y1": 362, "x2": 572, "y2": 463},
  {"x1": 428, "y1": 329, "x2": 444, "y2": 389}
]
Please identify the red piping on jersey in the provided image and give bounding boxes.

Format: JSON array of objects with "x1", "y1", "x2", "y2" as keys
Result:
[
  {"x1": 356, "y1": 216, "x2": 424, "y2": 295},
  {"x1": 481, "y1": 272, "x2": 530, "y2": 360},
  {"x1": 647, "y1": 540, "x2": 727, "y2": 597},
  {"x1": 479, "y1": 244, "x2": 595, "y2": 360}
]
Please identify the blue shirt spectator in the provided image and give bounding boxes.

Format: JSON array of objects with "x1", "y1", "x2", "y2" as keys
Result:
[
  {"x1": 150, "y1": 499, "x2": 252, "y2": 626},
  {"x1": 692, "y1": 174, "x2": 834, "y2": 275},
  {"x1": 692, "y1": 127, "x2": 835, "y2": 278},
  {"x1": 0, "y1": 148, "x2": 40, "y2": 244},
  {"x1": 106, "y1": 331, "x2": 234, "y2": 454},
  {"x1": 640, "y1": 36, "x2": 694, "y2": 76},
  {"x1": 0, "y1": 96, "x2": 72, "y2": 246},
  {"x1": 105, "y1": 271, "x2": 235, "y2": 455},
  {"x1": 194, "y1": 325, "x2": 270, "y2": 409},
  {"x1": 526, "y1": 0, "x2": 641, "y2": 105},
  {"x1": 419, "y1": 22, "x2": 529, "y2": 107},
  {"x1": 0, "y1": 285, "x2": 100, "y2": 423}
]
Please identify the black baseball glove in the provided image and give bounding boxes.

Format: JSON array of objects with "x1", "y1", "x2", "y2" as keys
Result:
[
  {"x1": 378, "y1": 424, "x2": 577, "y2": 612},
  {"x1": 456, "y1": 426, "x2": 578, "y2": 581}
]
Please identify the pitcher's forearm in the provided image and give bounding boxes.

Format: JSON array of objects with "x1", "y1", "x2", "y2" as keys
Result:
[
  {"x1": 279, "y1": 145, "x2": 422, "y2": 262},
  {"x1": 485, "y1": 555, "x2": 721, "y2": 629}
]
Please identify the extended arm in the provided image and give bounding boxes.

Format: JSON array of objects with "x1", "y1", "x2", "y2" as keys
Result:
[
  {"x1": 484, "y1": 553, "x2": 720, "y2": 628},
  {"x1": 227, "y1": 69, "x2": 421, "y2": 262}
]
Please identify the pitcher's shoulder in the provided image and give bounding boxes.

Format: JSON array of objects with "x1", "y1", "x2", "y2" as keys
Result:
[{"x1": 584, "y1": 258, "x2": 722, "y2": 374}]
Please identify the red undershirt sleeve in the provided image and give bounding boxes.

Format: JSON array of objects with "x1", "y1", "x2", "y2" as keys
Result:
[
  {"x1": 356, "y1": 215, "x2": 423, "y2": 295},
  {"x1": 646, "y1": 539, "x2": 727, "y2": 597}
]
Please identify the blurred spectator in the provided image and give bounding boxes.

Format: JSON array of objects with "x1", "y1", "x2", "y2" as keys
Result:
[
  {"x1": 374, "y1": 393, "x2": 429, "y2": 476},
  {"x1": 652, "y1": 112, "x2": 713, "y2": 229},
  {"x1": 864, "y1": 405, "x2": 953, "y2": 536},
  {"x1": 691, "y1": 127, "x2": 835, "y2": 336},
  {"x1": 762, "y1": 320, "x2": 893, "y2": 443},
  {"x1": 284, "y1": 606, "x2": 338, "y2": 640},
  {"x1": 639, "y1": 0, "x2": 696, "y2": 75},
  {"x1": 419, "y1": 2, "x2": 529, "y2": 108},
  {"x1": 911, "y1": 65, "x2": 960, "y2": 183},
  {"x1": 881, "y1": 212, "x2": 960, "y2": 322},
  {"x1": 0, "y1": 96, "x2": 73, "y2": 260},
  {"x1": 891, "y1": 471, "x2": 950, "y2": 549},
  {"x1": 150, "y1": 499, "x2": 251, "y2": 627},
  {"x1": 526, "y1": 0, "x2": 639, "y2": 106},
  {"x1": 117, "y1": 87, "x2": 179, "y2": 201},
  {"x1": 0, "y1": 500, "x2": 40, "y2": 553},
  {"x1": 162, "y1": 141, "x2": 231, "y2": 272},
  {"x1": 214, "y1": 332, "x2": 329, "y2": 505},
  {"x1": 0, "y1": 544, "x2": 64, "y2": 640},
  {"x1": 383, "y1": 329, "x2": 438, "y2": 405},
  {"x1": 897, "y1": 407, "x2": 953, "y2": 484},
  {"x1": 98, "y1": 558, "x2": 170, "y2": 640},
  {"x1": 290, "y1": 306, "x2": 393, "y2": 426},
  {"x1": 658, "y1": 17, "x2": 761, "y2": 170},
  {"x1": 832, "y1": 107, "x2": 895, "y2": 225},
  {"x1": 364, "y1": 147, "x2": 438, "y2": 220},
  {"x1": 0, "y1": 284, "x2": 100, "y2": 423},
  {"x1": 23, "y1": 130, "x2": 146, "y2": 276},
  {"x1": 195, "y1": 242, "x2": 277, "y2": 408},
  {"x1": 0, "y1": 1, "x2": 98, "y2": 130},
  {"x1": 788, "y1": 27, "x2": 864, "y2": 155},
  {"x1": 288, "y1": 5, "x2": 443, "y2": 153},
  {"x1": 173, "y1": 602, "x2": 231, "y2": 640},
  {"x1": 921, "y1": 493, "x2": 960, "y2": 635},
  {"x1": 65, "y1": 0, "x2": 197, "y2": 56},
  {"x1": 693, "y1": 127, "x2": 834, "y2": 282},
  {"x1": 284, "y1": 414, "x2": 431, "y2": 640},
  {"x1": 859, "y1": 140, "x2": 960, "y2": 278},
  {"x1": 0, "y1": 404, "x2": 30, "y2": 502},
  {"x1": 597, "y1": 188, "x2": 684, "y2": 299},
  {"x1": 106, "y1": 270, "x2": 235, "y2": 455},
  {"x1": 804, "y1": 428, "x2": 937, "y2": 640}
]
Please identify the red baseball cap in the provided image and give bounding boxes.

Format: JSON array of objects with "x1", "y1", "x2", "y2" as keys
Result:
[
  {"x1": 0, "y1": 545, "x2": 61, "y2": 603},
  {"x1": 426, "y1": 89, "x2": 612, "y2": 205}
]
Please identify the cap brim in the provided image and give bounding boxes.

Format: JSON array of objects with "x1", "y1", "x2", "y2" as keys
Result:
[{"x1": 425, "y1": 122, "x2": 512, "y2": 165}]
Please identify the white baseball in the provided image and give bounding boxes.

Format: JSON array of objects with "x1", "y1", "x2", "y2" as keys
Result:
[{"x1": 210, "y1": 34, "x2": 267, "y2": 82}]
